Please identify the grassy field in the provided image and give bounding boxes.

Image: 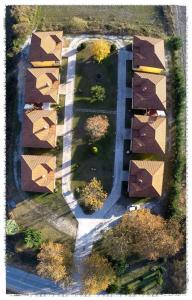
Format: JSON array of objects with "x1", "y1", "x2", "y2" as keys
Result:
[
  {"x1": 37, "y1": 5, "x2": 167, "y2": 37},
  {"x1": 74, "y1": 42, "x2": 117, "y2": 110},
  {"x1": 71, "y1": 112, "x2": 116, "y2": 194}
]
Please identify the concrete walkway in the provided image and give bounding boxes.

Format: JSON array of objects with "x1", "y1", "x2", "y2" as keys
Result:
[{"x1": 61, "y1": 35, "x2": 131, "y2": 293}]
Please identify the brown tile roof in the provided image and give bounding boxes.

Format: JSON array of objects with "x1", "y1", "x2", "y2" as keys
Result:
[
  {"x1": 132, "y1": 115, "x2": 166, "y2": 155},
  {"x1": 128, "y1": 160, "x2": 164, "y2": 197},
  {"x1": 29, "y1": 31, "x2": 63, "y2": 63},
  {"x1": 21, "y1": 155, "x2": 56, "y2": 193},
  {"x1": 133, "y1": 36, "x2": 165, "y2": 69},
  {"x1": 25, "y1": 68, "x2": 60, "y2": 104},
  {"x1": 133, "y1": 72, "x2": 166, "y2": 110},
  {"x1": 22, "y1": 110, "x2": 57, "y2": 148}
]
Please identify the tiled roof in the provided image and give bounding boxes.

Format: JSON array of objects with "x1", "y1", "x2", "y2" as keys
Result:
[
  {"x1": 128, "y1": 160, "x2": 164, "y2": 197},
  {"x1": 25, "y1": 68, "x2": 59, "y2": 104},
  {"x1": 21, "y1": 155, "x2": 56, "y2": 193},
  {"x1": 22, "y1": 110, "x2": 57, "y2": 148},
  {"x1": 132, "y1": 115, "x2": 166, "y2": 155},
  {"x1": 29, "y1": 31, "x2": 63, "y2": 63},
  {"x1": 133, "y1": 72, "x2": 166, "y2": 110},
  {"x1": 133, "y1": 35, "x2": 165, "y2": 69}
]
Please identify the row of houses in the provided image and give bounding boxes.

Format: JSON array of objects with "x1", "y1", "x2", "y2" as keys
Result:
[
  {"x1": 128, "y1": 36, "x2": 167, "y2": 198},
  {"x1": 21, "y1": 31, "x2": 64, "y2": 193}
]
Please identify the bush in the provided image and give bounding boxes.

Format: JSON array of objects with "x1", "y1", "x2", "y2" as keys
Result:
[
  {"x1": 6, "y1": 219, "x2": 20, "y2": 235},
  {"x1": 77, "y1": 42, "x2": 86, "y2": 52},
  {"x1": 110, "y1": 43, "x2": 117, "y2": 53},
  {"x1": 68, "y1": 17, "x2": 88, "y2": 32},
  {"x1": 106, "y1": 283, "x2": 119, "y2": 293},
  {"x1": 90, "y1": 85, "x2": 106, "y2": 103},
  {"x1": 91, "y1": 146, "x2": 99, "y2": 154},
  {"x1": 167, "y1": 36, "x2": 182, "y2": 51},
  {"x1": 24, "y1": 228, "x2": 43, "y2": 249}
]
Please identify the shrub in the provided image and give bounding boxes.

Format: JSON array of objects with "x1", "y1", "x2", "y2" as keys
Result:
[
  {"x1": 85, "y1": 115, "x2": 109, "y2": 142},
  {"x1": 90, "y1": 85, "x2": 106, "y2": 103},
  {"x1": 167, "y1": 36, "x2": 182, "y2": 51},
  {"x1": 6, "y1": 219, "x2": 20, "y2": 235},
  {"x1": 91, "y1": 146, "x2": 99, "y2": 154},
  {"x1": 68, "y1": 17, "x2": 88, "y2": 32},
  {"x1": 77, "y1": 42, "x2": 86, "y2": 52},
  {"x1": 24, "y1": 228, "x2": 43, "y2": 249},
  {"x1": 110, "y1": 43, "x2": 117, "y2": 53}
]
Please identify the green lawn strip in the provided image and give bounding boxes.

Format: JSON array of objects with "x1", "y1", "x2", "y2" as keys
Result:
[
  {"x1": 71, "y1": 111, "x2": 116, "y2": 195},
  {"x1": 117, "y1": 262, "x2": 162, "y2": 293},
  {"x1": 74, "y1": 42, "x2": 117, "y2": 110}
]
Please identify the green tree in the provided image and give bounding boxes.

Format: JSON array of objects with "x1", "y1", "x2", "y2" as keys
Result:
[
  {"x1": 24, "y1": 228, "x2": 43, "y2": 249},
  {"x1": 90, "y1": 85, "x2": 106, "y2": 103}
]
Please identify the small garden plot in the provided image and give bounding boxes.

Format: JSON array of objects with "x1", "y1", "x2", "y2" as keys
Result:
[{"x1": 74, "y1": 41, "x2": 117, "y2": 110}]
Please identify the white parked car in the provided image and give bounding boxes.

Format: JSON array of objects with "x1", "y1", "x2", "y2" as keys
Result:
[{"x1": 127, "y1": 204, "x2": 141, "y2": 211}]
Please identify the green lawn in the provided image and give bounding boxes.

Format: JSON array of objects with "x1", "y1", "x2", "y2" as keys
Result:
[
  {"x1": 71, "y1": 112, "x2": 116, "y2": 194},
  {"x1": 74, "y1": 42, "x2": 117, "y2": 110}
]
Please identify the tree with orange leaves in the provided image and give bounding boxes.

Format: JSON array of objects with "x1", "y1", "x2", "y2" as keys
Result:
[
  {"x1": 101, "y1": 209, "x2": 183, "y2": 261},
  {"x1": 90, "y1": 39, "x2": 110, "y2": 63},
  {"x1": 82, "y1": 252, "x2": 116, "y2": 295},
  {"x1": 36, "y1": 241, "x2": 72, "y2": 284}
]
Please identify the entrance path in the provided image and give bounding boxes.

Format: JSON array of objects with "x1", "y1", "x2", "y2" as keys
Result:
[{"x1": 61, "y1": 35, "x2": 132, "y2": 293}]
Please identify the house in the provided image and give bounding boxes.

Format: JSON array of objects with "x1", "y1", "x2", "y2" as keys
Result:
[
  {"x1": 21, "y1": 155, "x2": 56, "y2": 193},
  {"x1": 133, "y1": 72, "x2": 166, "y2": 111},
  {"x1": 131, "y1": 115, "x2": 166, "y2": 155},
  {"x1": 128, "y1": 160, "x2": 164, "y2": 197},
  {"x1": 29, "y1": 31, "x2": 63, "y2": 67},
  {"x1": 22, "y1": 110, "x2": 57, "y2": 148},
  {"x1": 133, "y1": 36, "x2": 165, "y2": 74},
  {"x1": 25, "y1": 68, "x2": 60, "y2": 104}
]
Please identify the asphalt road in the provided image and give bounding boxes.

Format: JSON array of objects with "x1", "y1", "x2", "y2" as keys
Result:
[{"x1": 6, "y1": 266, "x2": 65, "y2": 295}]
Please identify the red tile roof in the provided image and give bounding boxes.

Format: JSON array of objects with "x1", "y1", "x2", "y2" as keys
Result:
[
  {"x1": 132, "y1": 115, "x2": 166, "y2": 155},
  {"x1": 25, "y1": 68, "x2": 59, "y2": 104},
  {"x1": 21, "y1": 155, "x2": 56, "y2": 193},
  {"x1": 22, "y1": 110, "x2": 57, "y2": 148},
  {"x1": 128, "y1": 160, "x2": 164, "y2": 197},
  {"x1": 133, "y1": 36, "x2": 165, "y2": 69},
  {"x1": 133, "y1": 72, "x2": 166, "y2": 110},
  {"x1": 29, "y1": 31, "x2": 63, "y2": 63}
]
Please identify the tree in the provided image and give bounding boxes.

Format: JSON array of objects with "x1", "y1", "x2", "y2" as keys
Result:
[
  {"x1": 110, "y1": 43, "x2": 117, "y2": 53},
  {"x1": 82, "y1": 252, "x2": 116, "y2": 294},
  {"x1": 90, "y1": 39, "x2": 110, "y2": 63},
  {"x1": 77, "y1": 42, "x2": 86, "y2": 52},
  {"x1": 90, "y1": 85, "x2": 106, "y2": 103},
  {"x1": 37, "y1": 241, "x2": 72, "y2": 283},
  {"x1": 100, "y1": 209, "x2": 183, "y2": 261},
  {"x1": 80, "y1": 177, "x2": 108, "y2": 212},
  {"x1": 6, "y1": 219, "x2": 20, "y2": 235},
  {"x1": 85, "y1": 115, "x2": 109, "y2": 142},
  {"x1": 167, "y1": 36, "x2": 182, "y2": 51},
  {"x1": 24, "y1": 228, "x2": 43, "y2": 249}
]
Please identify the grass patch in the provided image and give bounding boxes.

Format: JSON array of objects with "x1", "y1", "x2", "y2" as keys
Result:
[
  {"x1": 71, "y1": 112, "x2": 116, "y2": 194},
  {"x1": 74, "y1": 42, "x2": 117, "y2": 110}
]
